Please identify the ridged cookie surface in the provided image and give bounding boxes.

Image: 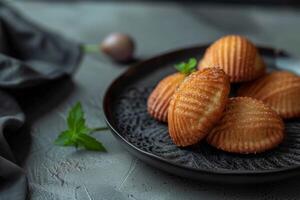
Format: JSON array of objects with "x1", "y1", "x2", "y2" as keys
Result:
[
  {"x1": 199, "y1": 35, "x2": 265, "y2": 82},
  {"x1": 168, "y1": 68, "x2": 230, "y2": 147},
  {"x1": 238, "y1": 71, "x2": 300, "y2": 119},
  {"x1": 207, "y1": 97, "x2": 285, "y2": 154},
  {"x1": 148, "y1": 73, "x2": 186, "y2": 122}
]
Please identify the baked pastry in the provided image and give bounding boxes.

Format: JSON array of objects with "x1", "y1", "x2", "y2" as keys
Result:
[
  {"x1": 148, "y1": 58, "x2": 197, "y2": 122},
  {"x1": 147, "y1": 73, "x2": 186, "y2": 122},
  {"x1": 238, "y1": 71, "x2": 300, "y2": 119},
  {"x1": 206, "y1": 97, "x2": 285, "y2": 154},
  {"x1": 168, "y1": 68, "x2": 230, "y2": 147},
  {"x1": 199, "y1": 35, "x2": 265, "y2": 82}
]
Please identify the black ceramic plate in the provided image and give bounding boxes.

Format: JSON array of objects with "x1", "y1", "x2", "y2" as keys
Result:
[{"x1": 104, "y1": 45, "x2": 300, "y2": 183}]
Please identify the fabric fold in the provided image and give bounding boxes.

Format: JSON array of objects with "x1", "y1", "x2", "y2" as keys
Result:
[
  {"x1": 0, "y1": 1, "x2": 83, "y2": 199},
  {"x1": 0, "y1": 1, "x2": 83, "y2": 88}
]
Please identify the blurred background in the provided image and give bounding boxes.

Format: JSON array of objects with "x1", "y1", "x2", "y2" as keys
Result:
[
  {"x1": 11, "y1": 0, "x2": 300, "y2": 60},
  {"x1": 17, "y1": 0, "x2": 300, "y2": 4},
  {"x1": 4, "y1": 0, "x2": 300, "y2": 199}
]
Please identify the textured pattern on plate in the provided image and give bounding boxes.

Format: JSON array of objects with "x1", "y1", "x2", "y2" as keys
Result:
[{"x1": 113, "y1": 86, "x2": 300, "y2": 171}]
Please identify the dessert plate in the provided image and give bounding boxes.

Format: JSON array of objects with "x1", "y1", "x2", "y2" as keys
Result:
[{"x1": 103, "y1": 45, "x2": 300, "y2": 183}]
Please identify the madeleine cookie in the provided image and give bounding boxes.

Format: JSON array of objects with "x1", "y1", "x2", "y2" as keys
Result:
[
  {"x1": 168, "y1": 68, "x2": 230, "y2": 147},
  {"x1": 207, "y1": 97, "x2": 285, "y2": 154},
  {"x1": 199, "y1": 35, "x2": 265, "y2": 82},
  {"x1": 148, "y1": 58, "x2": 197, "y2": 122},
  {"x1": 148, "y1": 73, "x2": 186, "y2": 122},
  {"x1": 238, "y1": 71, "x2": 300, "y2": 119}
]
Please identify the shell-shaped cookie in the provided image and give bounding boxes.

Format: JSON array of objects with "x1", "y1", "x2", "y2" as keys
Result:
[
  {"x1": 199, "y1": 35, "x2": 265, "y2": 82},
  {"x1": 168, "y1": 68, "x2": 230, "y2": 147},
  {"x1": 238, "y1": 71, "x2": 300, "y2": 119},
  {"x1": 206, "y1": 97, "x2": 284, "y2": 154},
  {"x1": 147, "y1": 73, "x2": 186, "y2": 122}
]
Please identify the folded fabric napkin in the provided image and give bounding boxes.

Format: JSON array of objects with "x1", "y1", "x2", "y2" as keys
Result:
[{"x1": 0, "y1": 2, "x2": 82, "y2": 199}]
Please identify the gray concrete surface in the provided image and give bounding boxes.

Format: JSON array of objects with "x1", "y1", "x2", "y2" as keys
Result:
[{"x1": 10, "y1": 1, "x2": 300, "y2": 199}]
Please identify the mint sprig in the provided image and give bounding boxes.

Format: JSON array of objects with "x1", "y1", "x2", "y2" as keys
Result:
[
  {"x1": 54, "y1": 102, "x2": 107, "y2": 152},
  {"x1": 174, "y1": 58, "x2": 197, "y2": 75}
]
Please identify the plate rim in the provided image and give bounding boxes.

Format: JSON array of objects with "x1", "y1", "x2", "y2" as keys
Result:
[{"x1": 103, "y1": 44, "x2": 300, "y2": 177}]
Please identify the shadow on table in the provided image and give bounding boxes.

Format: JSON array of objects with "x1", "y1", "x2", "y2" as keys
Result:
[{"x1": 169, "y1": 172, "x2": 300, "y2": 199}]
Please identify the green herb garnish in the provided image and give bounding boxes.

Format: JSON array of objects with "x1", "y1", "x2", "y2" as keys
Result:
[
  {"x1": 174, "y1": 58, "x2": 197, "y2": 75},
  {"x1": 54, "y1": 102, "x2": 107, "y2": 151},
  {"x1": 81, "y1": 44, "x2": 99, "y2": 53}
]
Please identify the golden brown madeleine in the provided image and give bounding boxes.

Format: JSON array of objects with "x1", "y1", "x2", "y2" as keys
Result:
[
  {"x1": 199, "y1": 35, "x2": 265, "y2": 82},
  {"x1": 207, "y1": 97, "x2": 285, "y2": 154},
  {"x1": 238, "y1": 71, "x2": 300, "y2": 119},
  {"x1": 168, "y1": 68, "x2": 230, "y2": 147},
  {"x1": 148, "y1": 58, "x2": 197, "y2": 122},
  {"x1": 147, "y1": 73, "x2": 186, "y2": 122}
]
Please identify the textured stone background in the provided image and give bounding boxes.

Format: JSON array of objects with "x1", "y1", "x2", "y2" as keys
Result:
[{"x1": 10, "y1": 1, "x2": 300, "y2": 199}]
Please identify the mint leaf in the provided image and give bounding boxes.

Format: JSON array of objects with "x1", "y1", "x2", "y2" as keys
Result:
[
  {"x1": 187, "y1": 58, "x2": 197, "y2": 70},
  {"x1": 77, "y1": 134, "x2": 106, "y2": 151},
  {"x1": 174, "y1": 57, "x2": 197, "y2": 75},
  {"x1": 54, "y1": 130, "x2": 75, "y2": 146},
  {"x1": 174, "y1": 62, "x2": 185, "y2": 72},
  {"x1": 67, "y1": 102, "x2": 87, "y2": 133},
  {"x1": 54, "y1": 102, "x2": 107, "y2": 152}
]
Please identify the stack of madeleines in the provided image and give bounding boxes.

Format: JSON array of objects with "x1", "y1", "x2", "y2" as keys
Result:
[{"x1": 148, "y1": 35, "x2": 300, "y2": 154}]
